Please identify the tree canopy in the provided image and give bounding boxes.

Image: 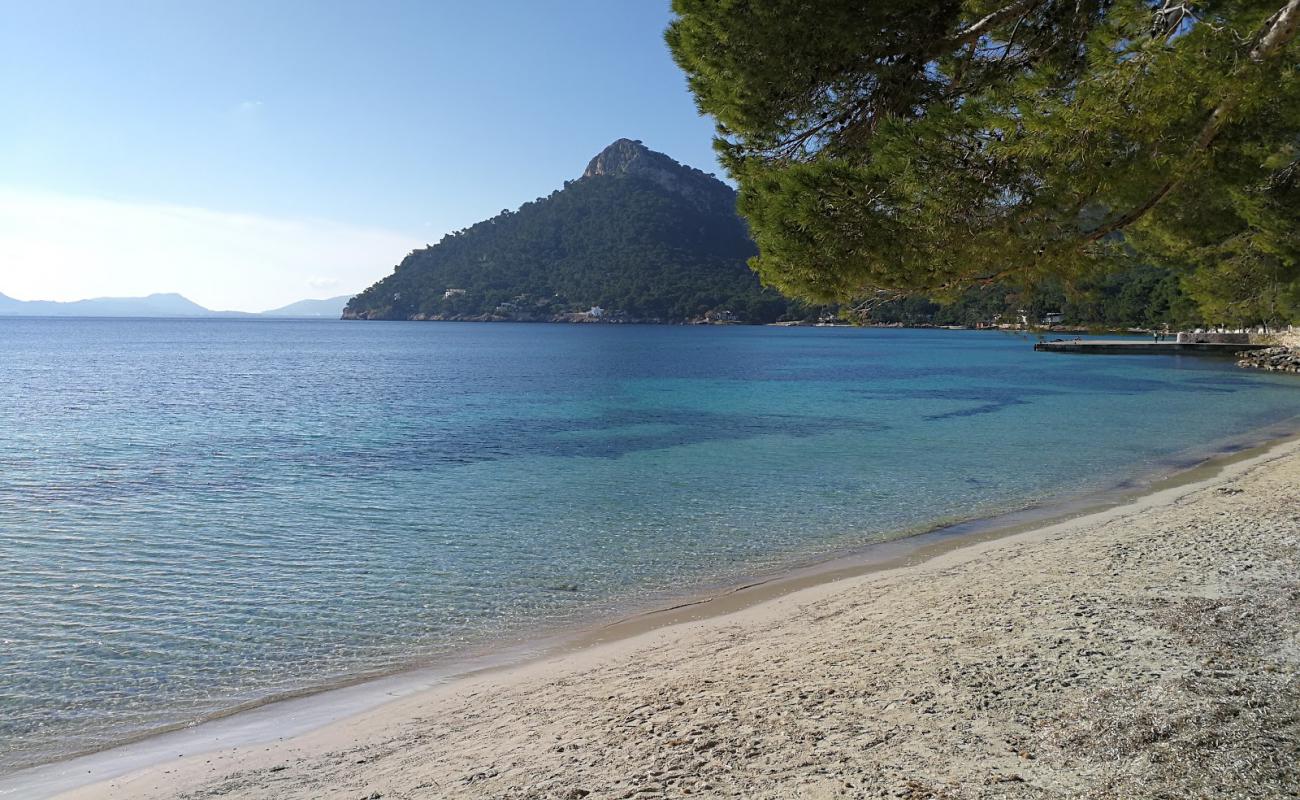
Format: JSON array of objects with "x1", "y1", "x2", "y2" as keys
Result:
[{"x1": 667, "y1": 0, "x2": 1300, "y2": 325}]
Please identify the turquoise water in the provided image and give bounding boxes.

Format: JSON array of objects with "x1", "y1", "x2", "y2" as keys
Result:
[{"x1": 2, "y1": 319, "x2": 1298, "y2": 771}]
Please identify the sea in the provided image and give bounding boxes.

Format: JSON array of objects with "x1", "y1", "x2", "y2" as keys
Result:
[{"x1": 2, "y1": 318, "x2": 1299, "y2": 773}]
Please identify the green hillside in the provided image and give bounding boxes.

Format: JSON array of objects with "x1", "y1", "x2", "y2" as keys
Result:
[{"x1": 344, "y1": 139, "x2": 814, "y2": 323}]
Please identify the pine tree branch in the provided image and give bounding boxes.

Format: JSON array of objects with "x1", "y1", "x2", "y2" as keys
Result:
[
  {"x1": 1250, "y1": 0, "x2": 1300, "y2": 60},
  {"x1": 763, "y1": 1, "x2": 1044, "y2": 161},
  {"x1": 948, "y1": 0, "x2": 1043, "y2": 50},
  {"x1": 1083, "y1": 0, "x2": 1300, "y2": 242}
]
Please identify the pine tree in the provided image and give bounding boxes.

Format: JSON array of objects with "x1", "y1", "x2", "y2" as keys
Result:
[{"x1": 667, "y1": 0, "x2": 1300, "y2": 324}]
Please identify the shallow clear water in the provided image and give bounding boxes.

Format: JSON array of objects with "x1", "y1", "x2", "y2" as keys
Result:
[{"x1": 2, "y1": 319, "x2": 1298, "y2": 771}]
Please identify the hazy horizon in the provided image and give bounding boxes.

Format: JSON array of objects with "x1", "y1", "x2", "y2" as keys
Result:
[{"x1": 0, "y1": 285, "x2": 353, "y2": 315}]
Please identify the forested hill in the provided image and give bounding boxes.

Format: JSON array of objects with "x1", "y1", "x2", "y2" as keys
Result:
[{"x1": 343, "y1": 139, "x2": 814, "y2": 323}]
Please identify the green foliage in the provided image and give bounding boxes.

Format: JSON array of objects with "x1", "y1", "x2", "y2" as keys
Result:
[
  {"x1": 868, "y1": 263, "x2": 1198, "y2": 328},
  {"x1": 668, "y1": 0, "x2": 1300, "y2": 324},
  {"x1": 1132, "y1": 140, "x2": 1300, "y2": 325},
  {"x1": 345, "y1": 149, "x2": 824, "y2": 324}
]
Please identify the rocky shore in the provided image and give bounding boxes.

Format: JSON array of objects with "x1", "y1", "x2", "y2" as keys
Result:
[
  {"x1": 57, "y1": 442, "x2": 1300, "y2": 800},
  {"x1": 1239, "y1": 346, "x2": 1300, "y2": 374}
]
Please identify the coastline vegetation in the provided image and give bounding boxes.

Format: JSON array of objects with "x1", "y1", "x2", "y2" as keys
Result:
[
  {"x1": 341, "y1": 139, "x2": 1226, "y2": 330},
  {"x1": 867, "y1": 264, "x2": 1194, "y2": 329}
]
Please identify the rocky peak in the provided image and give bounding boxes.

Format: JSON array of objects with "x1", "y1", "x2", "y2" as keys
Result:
[
  {"x1": 583, "y1": 138, "x2": 656, "y2": 178},
  {"x1": 581, "y1": 139, "x2": 734, "y2": 210}
]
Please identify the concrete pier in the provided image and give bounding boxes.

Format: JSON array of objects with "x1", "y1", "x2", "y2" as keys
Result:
[{"x1": 1034, "y1": 340, "x2": 1270, "y2": 356}]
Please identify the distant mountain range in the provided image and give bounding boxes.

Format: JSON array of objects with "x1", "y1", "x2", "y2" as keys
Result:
[
  {"x1": 258, "y1": 296, "x2": 353, "y2": 317},
  {"x1": 344, "y1": 139, "x2": 822, "y2": 324},
  {"x1": 0, "y1": 292, "x2": 352, "y2": 318}
]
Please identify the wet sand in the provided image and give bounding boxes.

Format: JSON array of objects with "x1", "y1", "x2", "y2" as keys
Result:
[{"x1": 30, "y1": 438, "x2": 1300, "y2": 799}]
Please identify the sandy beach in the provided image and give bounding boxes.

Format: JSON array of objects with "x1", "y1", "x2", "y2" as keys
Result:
[{"x1": 44, "y1": 438, "x2": 1300, "y2": 799}]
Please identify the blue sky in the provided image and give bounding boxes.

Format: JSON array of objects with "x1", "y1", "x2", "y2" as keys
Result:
[{"x1": 0, "y1": 1, "x2": 720, "y2": 311}]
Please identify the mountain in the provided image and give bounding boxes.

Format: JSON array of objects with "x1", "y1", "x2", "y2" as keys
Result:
[
  {"x1": 0, "y1": 292, "x2": 231, "y2": 317},
  {"x1": 260, "y1": 295, "x2": 352, "y2": 317},
  {"x1": 0, "y1": 291, "x2": 356, "y2": 319},
  {"x1": 0, "y1": 293, "x2": 27, "y2": 314},
  {"x1": 343, "y1": 139, "x2": 819, "y2": 323}
]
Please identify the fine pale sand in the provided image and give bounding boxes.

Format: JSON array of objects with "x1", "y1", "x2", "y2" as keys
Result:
[{"x1": 59, "y1": 441, "x2": 1300, "y2": 799}]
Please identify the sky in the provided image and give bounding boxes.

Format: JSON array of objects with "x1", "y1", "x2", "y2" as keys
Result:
[{"x1": 0, "y1": 1, "x2": 722, "y2": 312}]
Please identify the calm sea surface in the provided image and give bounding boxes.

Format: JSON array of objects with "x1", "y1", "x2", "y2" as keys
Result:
[{"x1": 2, "y1": 319, "x2": 1299, "y2": 771}]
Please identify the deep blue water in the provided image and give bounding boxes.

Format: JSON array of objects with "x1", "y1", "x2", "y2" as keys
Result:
[{"x1": 2, "y1": 319, "x2": 1298, "y2": 770}]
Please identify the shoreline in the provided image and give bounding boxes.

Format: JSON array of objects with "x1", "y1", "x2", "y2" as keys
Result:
[
  {"x1": 2, "y1": 426, "x2": 1297, "y2": 799},
  {"x1": 2, "y1": 408, "x2": 1270, "y2": 775}
]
